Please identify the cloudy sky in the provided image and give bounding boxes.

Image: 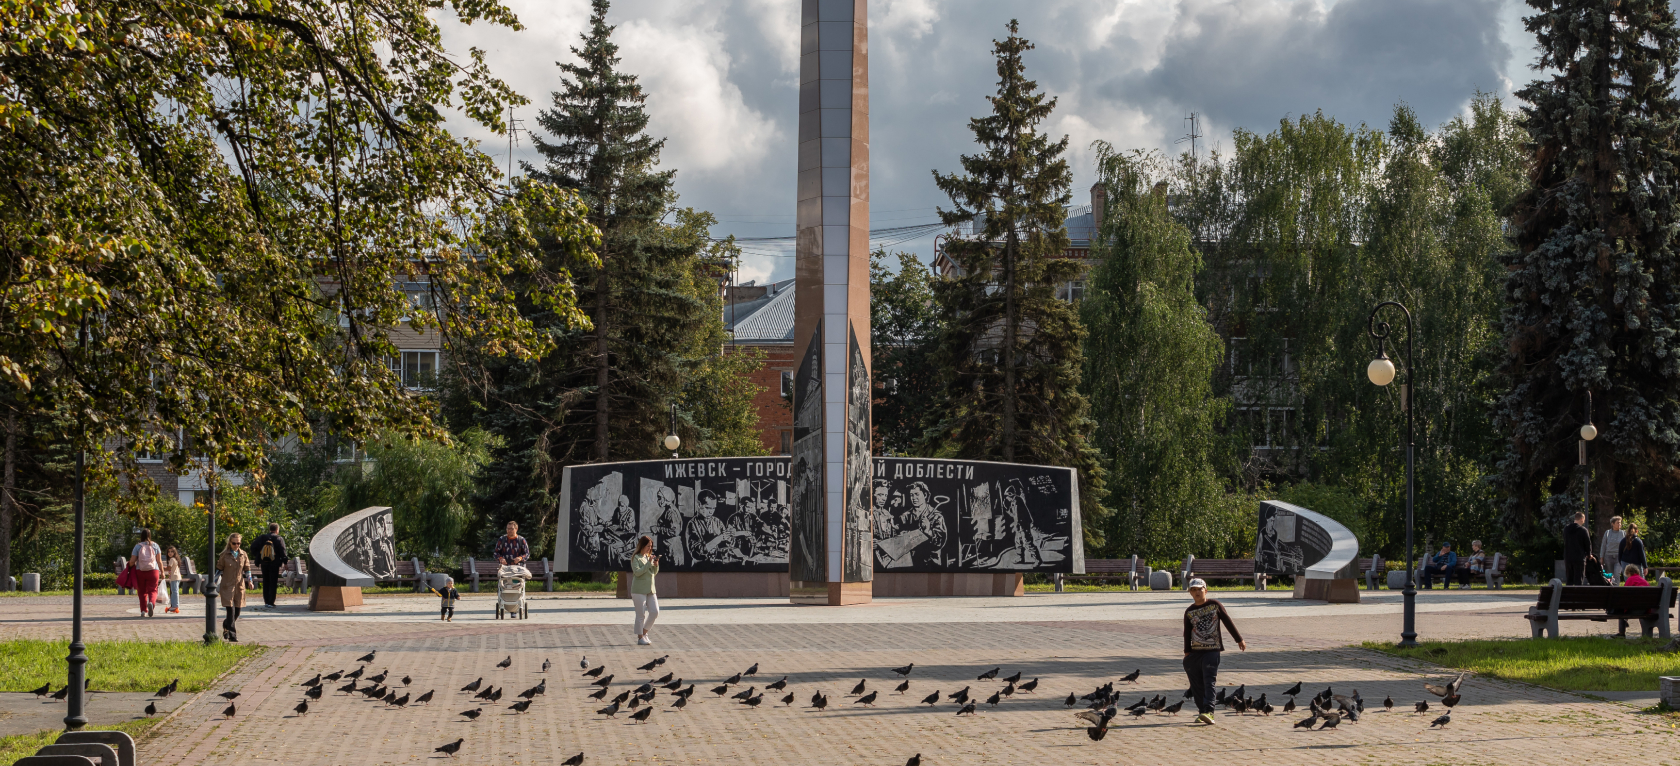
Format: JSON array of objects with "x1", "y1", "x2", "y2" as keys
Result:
[{"x1": 440, "y1": 0, "x2": 1531, "y2": 284}]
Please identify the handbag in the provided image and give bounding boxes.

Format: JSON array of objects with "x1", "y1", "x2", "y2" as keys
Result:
[{"x1": 117, "y1": 563, "x2": 137, "y2": 589}]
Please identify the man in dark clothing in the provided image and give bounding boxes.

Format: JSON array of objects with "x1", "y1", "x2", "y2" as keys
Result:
[
  {"x1": 1418, "y1": 543, "x2": 1458, "y2": 590},
  {"x1": 1563, "y1": 511, "x2": 1592, "y2": 586},
  {"x1": 250, "y1": 523, "x2": 288, "y2": 608},
  {"x1": 1183, "y1": 578, "x2": 1246, "y2": 725}
]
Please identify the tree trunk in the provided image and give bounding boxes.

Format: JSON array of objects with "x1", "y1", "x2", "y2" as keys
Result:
[
  {"x1": 594, "y1": 268, "x2": 610, "y2": 461},
  {"x1": 1592, "y1": 453, "x2": 1615, "y2": 544},
  {"x1": 1001, "y1": 229, "x2": 1018, "y2": 462},
  {"x1": 0, "y1": 410, "x2": 14, "y2": 591}
]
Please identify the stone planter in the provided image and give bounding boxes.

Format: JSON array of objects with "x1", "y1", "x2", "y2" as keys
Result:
[
  {"x1": 1149, "y1": 570, "x2": 1173, "y2": 591},
  {"x1": 1385, "y1": 570, "x2": 1411, "y2": 590},
  {"x1": 22, "y1": 573, "x2": 40, "y2": 592}
]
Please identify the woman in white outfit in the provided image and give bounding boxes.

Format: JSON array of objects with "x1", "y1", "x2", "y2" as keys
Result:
[{"x1": 629, "y1": 535, "x2": 660, "y2": 645}]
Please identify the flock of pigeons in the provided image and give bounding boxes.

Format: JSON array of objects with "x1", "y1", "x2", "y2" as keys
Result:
[{"x1": 25, "y1": 649, "x2": 1467, "y2": 763}]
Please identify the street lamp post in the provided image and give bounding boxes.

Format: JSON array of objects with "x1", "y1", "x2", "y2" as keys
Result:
[
  {"x1": 64, "y1": 318, "x2": 89, "y2": 732},
  {"x1": 1367, "y1": 301, "x2": 1418, "y2": 648},
  {"x1": 203, "y1": 472, "x2": 218, "y2": 645},
  {"x1": 1581, "y1": 391, "x2": 1596, "y2": 523},
  {"x1": 664, "y1": 404, "x2": 681, "y2": 458}
]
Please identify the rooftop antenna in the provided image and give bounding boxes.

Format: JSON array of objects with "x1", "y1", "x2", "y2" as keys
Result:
[
  {"x1": 1175, "y1": 112, "x2": 1201, "y2": 163},
  {"x1": 506, "y1": 106, "x2": 526, "y2": 192}
]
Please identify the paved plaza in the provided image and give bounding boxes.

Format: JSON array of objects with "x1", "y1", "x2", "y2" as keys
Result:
[{"x1": 5, "y1": 589, "x2": 1678, "y2": 765}]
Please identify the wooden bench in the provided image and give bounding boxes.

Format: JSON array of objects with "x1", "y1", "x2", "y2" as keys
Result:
[
  {"x1": 378, "y1": 558, "x2": 427, "y2": 592},
  {"x1": 1064, "y1": 556, "x2": 1146, "y2": 590},
  {"x1": 1181, "y1": 556, "x2": 1268, "y2": 590},
  {"x1": 526, "y1": 559, "x2": 557, "y2": 592},
  {"x1": 1359, "y1": 556, "x2": 1384, "y2": 590},
  {"x1": 465, "y1": 558, "x2": 501, "y2": 593},
  {"x1": 281, "y1": 557, "x2": 309, "y2": 594},
  {"x1": 1457, "y1": 552, "x2": 1508, "y2": 589},
  {"x1": 1526, "y1": 577, "x2": 1675, "y2": 639}
]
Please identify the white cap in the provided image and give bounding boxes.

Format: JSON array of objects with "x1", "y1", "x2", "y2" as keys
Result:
[{"x1": 1188, "y1": 578, "x2": 1207, "y2": 589}]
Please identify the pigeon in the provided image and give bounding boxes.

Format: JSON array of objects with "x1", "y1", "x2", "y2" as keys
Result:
[
  {"x1": 654, "y1": 672, "x2": 674, "y2": 685},
  {"x1": 956, "y1": 702, "x2": 977, "y2": 716},
  {"x1": 489, "y1": 688, "x2": 503, "y2": 702},
  {"x1": 712, "y1": 685, "x2": 731, "y2": 697},
  {"x1": 402, "y1": 675, "x2": 412, "y2": 687},
  {"x1": 630, "y1": 706, "x2": 653, "y2": 723},
  {"x1": 921, "y1": 691, "x2": 940, "y2": 706},
  {"x1": 1319, "y1": 712, "x2": 1342, "y2": 730},
  {"x1": 744, "y1": 694, "x2": 763, "y2": 709},
  {"x1": 584, "y1": 666, "x2": 605, "y2": 678},
  {"x1": 1183, "y1": 686, "x2": 1194, "y2": 699},
  {"x1": 850, "y1": 679, "x2": 868, "y2": 696},
  {"x1": 978, "y1": 668, "x2": 1000, "y2": 681},
  {"x1": 434, "y1": 738, "x2": 463, "y2": 758},
  {"x1": 533, "y1": 679, "x2": 547, "y2": 696},
  {"x1": 305, "y1": 684, "x2": 324, "y2": 701},
  {"x1": 855, "y1": 691, "x2": 879, "y2": 707},
  {"x1": 895, "y1": 679, "x2": 911, "y2": 694},
  {"x1": 1446, "y1": 672, "x2": 1466, "y2": 696},
  {"x1": 1415, "y1": 700, "x2": 1429, "y2": 714},
  {"x1": 301, "y1": 674, "x2": 322, "y2": 687},
  {"x1": 627, "y1": 696, "x2": 641, "y2": 711},
  {"x1": 346, "y1": 667, "x2": 365, "y2": 680},
  {"x1": 1086, "y1": 724, "x2": 1109, "y2": 741},
  {"x1": 1232, "y1": 684, "x2": 1246, "y2": 700},
  {"x1": 949, "y1": 687, "x2": 971, "y2": 704},
  {"x1": 591, "y1": 675, "x2": 614, "y2": 688},
  {"x1": 145, "y1": 701, "x2": 158, "y2": 717},
  {"x1": 143, "y1": 683, "x2": 166, "y2": 699},
  {"x1": 508, "y1": 700, "x2": 532, "y2": 714},
  {"x1": 1127, "y1": 706, "x2": 1146, "y2": 718},
  {"x1": 1126, "y1": 697, "x2": 1148, "y2": 711},
  {"x1": 634, "y1": 682, "x2": 654, "y2": 696},
  {"x1": 1384, "y1": 695, "x2": 1394, "y2": 711},
  {"x1": 337, "y1": 682, "x2": 358, "y2": 695},
  {"x1": 676, "y1": 685, "x2": 696, "y2": 699},
  {"x1": 164, "y1": 679, "x2": 179, "y2": 696},
  {"x1": 542, "y1": 659, "x2": 552, "y2": 673},
  {"x1": 671, "y1": 695, "x2": 689, "y2": 710},
  {"x1": 1065, "y1": 693, "x2": 1079, "y2": 707},
  {"x1": 662, "y1": 678, "x2": 684, "y2": 691},
  {"x1": 1441, "y1": 694, "x2": 1461, "y2": 708},
  {"x1": 725, "y1": 673, "x2": 743, "y2": 686},
  {"x1": 1001, "y1": 682, "x2": 1017, "y2": 698},
  {"x1": 1019, "y1": 678, "x2": 1039, "y2": 693},
  {"x1": 780, "y1": 693, "x2": 795, "y2": 707},
  {"x1": 638, "y1": 658, "x2": 661, "y2": 672},
  {"x1": 596, "y1": 702, "x2": 621, "y2": 718},
  {"x1": 323, "y1": 671, "x2": 344, "y2": 683},
  {"x1": 474, "y1": 687, "x2": 493, "y2": 701},
  {"x1": 744, "y1": 663, "x2": 759, "y2": 677},
  {"x1": 1074, "y1": 709, "x2": 1112, "y2": 726},
  {"x1": 907, "y1": 756, "x2": 922, "y2": 766},
  {"x1": 520, "y1": 686, "x2": 540, "y2": 700},
  {"x1": 1215, "y1": 688, "x2": 1227, "y2": 704},
  {"x1": 357, "y1": 651, "x2": 376, "y2": 664},
  {"x1": 292, "y1": 700, "x2": 307, "y2": 716},
  {"x1": 368, "y1": 670, "x2": 389, "y2": 685},
  {"x1": 222, "y1": 702, "x2": 237, "y2": 719},
  {"x1": 1283, "y1": 681, "x2": 1302, "y2": 697},
  {"x1": 1283, "y1": 696, "x2": 1296, "y2": 713},
  {"x1": 219, "y1": 691, "x2": 241, "y2": 701},
  {"x1": 1120, "y1": 669, "x2": 1141, "y2": 684},
  {"x1": 580, "y1": 657, "x2": 589, "y2": 671},
  {"x1": 985, "y1": 692, "x2": 1002, "y2": 707},
  {"x1": 1002, "y1": 671, "x2": 1023, "y2": 685},
  {"x1": 812, "y1": 692, "x2": 829, "y2": 711},
  {"x1": 392, "y1": 693, "x2": 411, "y2": 709},
  {"x1": 732, "y1": 686, "x2": 757, "y2": 701},
  {"x1": 1344, "y1": 705, "x2": 1359, "y2": 723},
  {"x1": 893, "y1": 663, "x2": 915, "y2": 677},
  {"x1": 1294, "y1": 713, "x2": 1318, "y2": 729},
  {"x1": 655, "y1": 656, "x2": 669, "y2": 667},
  {"x1": 461, "y1": 678, "x2": 482, "y2": 693},
  {"x1": 1430, "y1": 711, "x2": 1451, "y2": 728},
  {"x1": 496, "y1": 656, "x2": 512, "y2": 670},
  {"x1": 766, "y1": 677, "x2": 788, "y2": 691},
  {"x1": 1148, "y1": 695, "x2": 1165, "y2": 711},
  {"x1": 460, "y1": 708, "x2": 482, "y2": 721},
  {"x1": 1163, "y1": 700, "x2": 1184, "y2": 715},
  {"x1": 382, "y1": 689, "x2": 398, "y2": 705},
  {"x1": 562, "y1": 754, "x2": 584, "y2": 766},
  {"x1": 587, "y1": 688, "x2": 608, "y2": 701},
  {"x1": 415, "y1": 690, "x2": 435, "y2": 705}
]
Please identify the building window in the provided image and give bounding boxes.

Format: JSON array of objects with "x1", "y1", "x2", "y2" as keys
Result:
[
  {"x1": 780, "y1": 371, "x2": 794, "y2": 398},
  {"x1": 335, "y1": 438, "x2": 364, "y2": 463},
  {"x1": 1237, "y1": 407, "x2": 1297, "y2": 450},
  {"x1": 392, "y1": 350, "x2": 440, "y2": 389},
  {"x1": 780, "y1": 430, "x2": 792, "y2": 455},
  {"x1": 1057, "y1": 281, "x2": 1085, "y2": 302},
  {"x1": 1229, "y1": 338, "x2": 1293, "y2": 379}
]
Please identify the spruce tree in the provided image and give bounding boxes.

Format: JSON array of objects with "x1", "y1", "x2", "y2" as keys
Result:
[
  {"x1": 927, "y1": 20, "x2": 1107, "y2": 543},
  {"x1": 455, "y1": 0, "x2": 709, "y2": 548},
  {"x1": 1495, "y1": 0, "x2": 1680, "y2": 546},
  {"x1": 869, "y1": 250, "x2": 942, "y2": 456}
]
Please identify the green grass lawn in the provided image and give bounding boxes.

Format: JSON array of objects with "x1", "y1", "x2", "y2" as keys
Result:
[
  {"x1": 0, "y1": 639, "x2": 260, "y2": 694},
  {"x1": 0, "y1": 718, "x2": 155, "y2": 766},
  {"x1": 1367, "y1": 637, "x2": 1680, "y2": 692}
]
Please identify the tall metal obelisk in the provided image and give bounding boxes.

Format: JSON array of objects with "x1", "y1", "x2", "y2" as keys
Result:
[{"x1": 789, "y1": 0, "x2": 871, "y2": 605}]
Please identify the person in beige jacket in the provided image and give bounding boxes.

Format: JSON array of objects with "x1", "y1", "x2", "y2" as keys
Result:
[
  {"x1": 162, "y1": 546, "x2": 185, "y2": 614},
  {"x1": 217, "y1": 533, "x2": 251, "y2": 642}
]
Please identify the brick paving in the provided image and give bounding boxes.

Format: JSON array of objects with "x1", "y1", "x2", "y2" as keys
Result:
[{"x1": 5, "y1": 590, "x2": 1678, "y2": 765}]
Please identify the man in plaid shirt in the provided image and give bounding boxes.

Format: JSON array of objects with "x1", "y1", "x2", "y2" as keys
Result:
[{"x1": 494, "y1": 521, "x2": 530, "y2": 566}]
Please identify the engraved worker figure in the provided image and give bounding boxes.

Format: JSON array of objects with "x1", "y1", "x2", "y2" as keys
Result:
[
  {"x1": 685, "y1": 490, "x2": 728, "y2": 565},
  {"x1": 1001, "y1": 479, "x2": 1042, "y2": 567},
  {"x1": 607, "y1": 495, "x2": 638, "y2": 566},
  {"x1": 872, "y1": 480, "x2": 897, "y2": 539},
  {"x1": 575, "y1": 484, "x2": 608, "y2": 564},
  {"x1": 885, "y1": 481, "x2": 947, "y2": 569},
  {"x1": 650, "y1": 486, "x2": 685, "y2": 567}
]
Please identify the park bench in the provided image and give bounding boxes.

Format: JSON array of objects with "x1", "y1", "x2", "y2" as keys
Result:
[
  {"x1": 380, "y1": 558, "x2": 426, "y2": 592},
  {"x1": 1453, "y1": 552, "x2": 1508, "y2": 589},
  {"x1": 1180, "y1": 556, "x2": 1268, "y2": 590},
  {"x1": 1064, "y1": 556, "x2": 1146, "y2": 590},
  {"x1": 464, "y1": 558, "x2": 501, "y2": 593},
  {"x1": 526, "y1": 559, "x2": 557, "y2": 592},
  {"x1": 1358, "y1": 556, "x2": 1384, "y2": 590},
  {"x1": 1525, "y1": 576, "x2": 1675, "y2": 639},
  {"x1": 112, "y1": 558, "x2": 128, "y2": 595},
  {"x1": 281, "y1": 557, "x2": 309, "y2": 594}
]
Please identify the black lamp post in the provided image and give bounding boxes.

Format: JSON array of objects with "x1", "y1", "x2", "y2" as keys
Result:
[
  {"x1": 1367, "y1": 301, "x2": 1419, "y2": 648},
  {"x1": 664, "y1": 403, "x2": 680, "y2": 458},
  {"x1": 204, "y1": 470, "x2": 218, "y2": 645},
  {"x1": 1581, "y1": 391, "x2": 1596, "y2": 522},
  {"x1": 64, "y1": 318, "x2": 89, "y2": 731}
]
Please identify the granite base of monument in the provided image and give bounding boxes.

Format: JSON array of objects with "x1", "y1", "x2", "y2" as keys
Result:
[
  {"x1": 791, "y1": 581, "x2": 872, "y2": 606},
  {"x1": 1293, "y1": 578, "x2": 1360, "y2": 603},
  {"x1": 871, "y1": 573, "x2": 1023, "y2": 597},
  {"x1": 614, "y1": 572, "x2": 790, "y2": 599},
  {"x1": 309, "y1": 585, "x2": 363, "y2": 611}
]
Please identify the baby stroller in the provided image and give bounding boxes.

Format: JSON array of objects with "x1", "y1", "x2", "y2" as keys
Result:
[{"x1": 495, "y1": 565, "x2": 531, "y2": 620}]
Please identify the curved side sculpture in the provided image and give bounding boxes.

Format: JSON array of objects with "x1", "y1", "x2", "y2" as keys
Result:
[
  {"x1": 308, "y1": 506, "x2": 396, "y2": 587},
  {"x1": 1255, "y1": 500, "x2": 1358, "y2": 580}
]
